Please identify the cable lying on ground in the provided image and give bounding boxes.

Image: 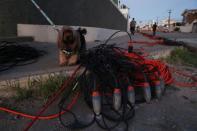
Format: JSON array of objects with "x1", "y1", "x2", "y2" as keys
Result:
[{"x1": 0, "y1": 41, "x2": 45, "y2": 72}]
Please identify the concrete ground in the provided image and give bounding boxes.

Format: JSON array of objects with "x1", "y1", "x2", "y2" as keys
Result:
[
  {"x1": 0, "y1": 33, "x2": 197, "y2": 131},
  {"x1": 147, "y1": 31, "x2": 197, "y2": 49}
]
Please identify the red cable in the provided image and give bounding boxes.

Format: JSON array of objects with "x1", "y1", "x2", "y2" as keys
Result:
[
  {"x1": 131, "y1": 40, "x2": 163, "y2": 46},
  {"x1": 24, "y1": 65, "x2": 81, "y2": 131},
  {"x1": 0, "y1": 92, "x2": 80, "y2": 120},
  {"x1": 170, "y1": 67, "x2": 197, "y2": 87},
  {"x1": 138, "y1": 33, "x2": 196, "y2": 87}
]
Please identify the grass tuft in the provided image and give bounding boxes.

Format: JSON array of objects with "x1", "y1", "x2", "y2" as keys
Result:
[
  {"x1": 37, "y1": 74, "x2": 67, "y2": 100},
  {"x1": 8, "y1": 74, "x2": 67, "y2": 101},
  {"x1": 165, "y1": 47, "x2": 197, "y2": 67},
  {"x1": 13, "y1": 81, "x2": 33, "y2": 101}
]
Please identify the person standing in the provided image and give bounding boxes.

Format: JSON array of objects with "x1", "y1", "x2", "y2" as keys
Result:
[
  {"x1": 130, "y1": 18, "x2": 136, "y2": 35},
  {"x1": 152, "y1": 22, "x2": 157, "y2": 36}
]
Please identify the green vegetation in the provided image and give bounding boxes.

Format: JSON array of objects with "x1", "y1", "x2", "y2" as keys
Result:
[
  {"x1": 15, "y1": 86, "x2": 33, "y2": 101},
  {"x1": 9, "y1": 74, "x2": 67, "y2": 101},
  {"x1": 36, "y1": 75, "x2": 67, "y2": 100},
  {"x1": 165, "y1": 47, "x2": 197, "y2": 67}
]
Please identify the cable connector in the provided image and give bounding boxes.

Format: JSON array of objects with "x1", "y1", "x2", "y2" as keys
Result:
[
  {"x1": 92, "y1": 91, "x2": 101, "y2": 116},
  {"x1": 113, "y1": 88, "x2": 121, "y2": 110}
]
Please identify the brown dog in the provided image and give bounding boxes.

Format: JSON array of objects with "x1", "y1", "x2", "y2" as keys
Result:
[{"x1": 57, "y1": 26, "x2": 85, "y2": 66}]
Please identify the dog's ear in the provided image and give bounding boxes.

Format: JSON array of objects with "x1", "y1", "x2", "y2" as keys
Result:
[
  {"x1": 78, "y1": 28, "x2": 87, "y2": 35},
  {"x1": 81, "y1": 28, "x2": 87, "y2": 35}
]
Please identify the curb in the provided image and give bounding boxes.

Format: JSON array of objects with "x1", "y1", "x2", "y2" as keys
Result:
[{"x1": 161, "y1": 38, "x2": 197, "y2": 52}]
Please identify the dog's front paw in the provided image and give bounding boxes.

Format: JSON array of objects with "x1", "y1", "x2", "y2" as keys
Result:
[{"x1": 67, "y1": 54, "x2": 78, "y2": 66}]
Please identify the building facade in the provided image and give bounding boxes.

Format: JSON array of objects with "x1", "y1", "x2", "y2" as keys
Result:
[
  {"x1": 181, "y1": 9, "x2": 197, "y2": 33},
  {"x1": 0, "y1": 0, "x2": 127, "y2": 37}
]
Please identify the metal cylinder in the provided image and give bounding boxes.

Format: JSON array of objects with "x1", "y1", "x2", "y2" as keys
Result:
[
  {"x1": 92, "y1": 91, "x2": 101, "y2": 115},
  {"x1": 127, "y1": 86, "x2": 135, "y2": 105},
  {"x1": 153, "y1": 81, "x2": 162, "y2": 99},
  {"x1": 143, "y1": 83, "x2": 152, "y2": 103},
  {"x1": 113, "y1": 88, "x2": 122, "y2": 110}
]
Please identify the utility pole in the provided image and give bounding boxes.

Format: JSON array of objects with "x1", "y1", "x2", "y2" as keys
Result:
[
  {"x1": 168, "y1": 10, "x2": 172, "y2": 29},
  {"x1": 156, "y1": 17, "x2": 159, "y2": 25}
]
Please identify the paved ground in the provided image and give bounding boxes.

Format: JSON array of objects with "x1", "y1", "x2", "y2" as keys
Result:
[
  {"x1": 0, "y1": 33, "x2": 197, "y2": 131},
  {"x1": 0, "y1": 85, "x2": 197, "y2": 131},
  {"x1": 145, "y1": 31, "x2": 197, "y2": 49}
]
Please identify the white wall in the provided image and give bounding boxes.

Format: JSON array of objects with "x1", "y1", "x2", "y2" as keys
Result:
[
  {"x1": 180, "y1": 24, "x2": 193, "y2": 33},
  {"x1": 17, "y1": 24, "x2": 126, "y2": 42}
]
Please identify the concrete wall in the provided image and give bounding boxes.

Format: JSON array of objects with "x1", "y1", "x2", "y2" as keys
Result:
[
  {"x1": 180, "y1": 24, "x2": 193, "y2": 33},
  {"x1": 18, "y1": 24, "x2": 127, "y2": 42},
  {"x1": 0, "y1": 0, "x2": 127, "y2": 37},
  {"x1": 0, "y1": 0, "x2": 26, "y2": 36}
]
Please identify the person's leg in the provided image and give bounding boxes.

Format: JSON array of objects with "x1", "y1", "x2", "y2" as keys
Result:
[
  {"x1": 131, "y1": 27, "x2": 134, "y2": 35},
  {"x1": 154, "y1": 30, "x2": 156, "y2": 36},
  {"x1": 130, "y1": 28, "x2": 133, "y2": 35}
]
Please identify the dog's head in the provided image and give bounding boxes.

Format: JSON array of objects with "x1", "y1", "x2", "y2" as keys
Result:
[
  {"x1": 58, "y1": 26, "x2": 87, "y2": 56},
  {"x1": 58, "y1": 26, "x2": 80, "y2": 54}
]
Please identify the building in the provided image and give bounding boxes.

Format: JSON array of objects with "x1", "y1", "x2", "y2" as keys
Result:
[
  {"x1": 180, "y1": 9, "x2": 197, "y2": 33},
  {"x1": 0, "y1": 0, "x2": 128, "y2": 42},
  {"x1": 119, "y1": 4, "x2": 129, "y2": 19},
  {"x1": 118, "y1": 3, "x2": 130, "y2": 31},
  {"x1": 161, "y1": 19, "x2": 177, "y2": 27}
]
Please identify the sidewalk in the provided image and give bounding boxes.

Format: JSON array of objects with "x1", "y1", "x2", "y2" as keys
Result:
[{"x1": 144, "y1": 31, "x2": 197, "y2": 49}]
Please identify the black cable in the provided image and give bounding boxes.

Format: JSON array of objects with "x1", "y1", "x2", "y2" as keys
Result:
[
  {"x1": 103, "y1": 31, "x2": 132, "y2": 45},
  {"x1": 58, "y1": 30, "x2": 137, "y2": 131},
  {"x1": 58, "y1": 70, "x2": 96, "y2": 130},
  {"x1": 0, "y1": 41, "x2": 45, "y2": 72}
]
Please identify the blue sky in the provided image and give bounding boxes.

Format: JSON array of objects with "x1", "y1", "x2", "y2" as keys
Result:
[{"x1": 121, "y1": 0, "x2": 197, "y2": 23}]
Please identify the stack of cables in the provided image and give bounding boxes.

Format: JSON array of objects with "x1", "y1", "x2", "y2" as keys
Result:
[
  {"x1": 0, "y1": 32, "x2": 173, "y2": 131},
  {"x1": 0, "y1": 41, "x2": 45, "y2": 72},
  {"x1": 58, "y1": 32, "x2": 173, "y2": 131},
  {"x1": 59, "y1": 44, "x2": 136, "y2": 131}
]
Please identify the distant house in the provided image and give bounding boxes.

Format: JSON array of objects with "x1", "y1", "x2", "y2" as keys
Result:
[
  {"x1": 161, "y1": 19, "x2": 177, "y2": 27},
  {"x1": 180, "y1": 9, "x2": 197, "y2": 33}
]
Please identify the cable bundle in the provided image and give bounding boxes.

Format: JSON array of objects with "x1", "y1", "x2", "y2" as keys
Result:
[
  {"x1": 0, "y1": 41, "x2": 45, "y2": 72},
  {"x1": 58, "y1": 38, "x2": 172, "y2": 130},
  {"x1": 0, "y1": 31, "x2": 174, "y2": 131}
]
